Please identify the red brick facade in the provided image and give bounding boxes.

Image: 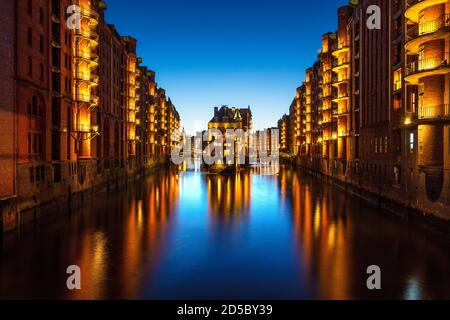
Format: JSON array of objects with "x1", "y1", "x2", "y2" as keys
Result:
[
  {"x1": 0, "y1": 0, "x2": 181, "y2": 232},
  {"x1": 280, "y1": 0, "x2": 450, "y2": 220}
]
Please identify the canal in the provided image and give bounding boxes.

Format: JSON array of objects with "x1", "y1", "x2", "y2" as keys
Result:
[{"x1": 0, "y1": 167, "x2": 449, "y2": 299}]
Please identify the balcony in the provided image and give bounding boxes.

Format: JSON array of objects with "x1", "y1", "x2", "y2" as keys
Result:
[
  {"x1": 338, "y1": 130, "x2": 350, "y2": 137},
  {"x1": 405, "y1": 52, "x2": 450, "y2": 84},
  {"x1": 75, "y1": 2, "x2": 100, "y2": 23},
  {"x1": 74, "y1": 49, "x2": 99, "y2": 66},
  {"x1": 322, "y1": 77, "x2": 332, "y2": 86},
  {"x1": 76, "y1": 123, "x2": 92, "y2": 133},
  {"x1": 405, "y1": 0, "x2": 448, "y2": 23},
  {"x1": 51, "y1": 39, "x2": 61, "y2": 48},
  {"x1": 51, "y1": 13, "x2": 61, "y2": 24},
  {"x1": 338, "y1": 106, "x2": 350, "y2": 115},
  {"x1": 418, "y1": 104, "x2": 450, "y2": 121},
  {"x1": 74, "y1": 93, "x2": 99, "y2": 107},
  {"x1": 92, "y1": 96, "x2": 99, "y2": 107},
  {"x1": 332, "y1": 76, "x2": 349, "y2": 87},
  {"x1": 73, "y1": 28, "x2": 99, "y2": 45},
  {"x1": 74, "y1": 93, "x2": 93, "y2": 104},
  {"x1": 332, "y1": 59, "x2": 350, "y2": 72},
  {"x1": 332, "y1": 42, "x2": 350, "y2": 57},
  {"x1": 405, "y1": 14, "x2": 450, "y2": 53},
  {"x1": 74, "y1": 72, "x2": 99, "y2": 86},
  {"x1": 332, "y1": 93, "x2": 350, "y2": 103}
]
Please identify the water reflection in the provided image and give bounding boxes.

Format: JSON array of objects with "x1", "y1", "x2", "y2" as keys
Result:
[
  {"x1": 0, "y1": 167, "x2": 449, "y2": 299},
  {"x1": 278, "y1": 168, "x2": 450, "y2": 299},
  {"x1": 278, "y1": 169, "x2": 352, "y2": 299},
  {"x1": 206, "y1": 172, "x2": 251, "y2": 222}
]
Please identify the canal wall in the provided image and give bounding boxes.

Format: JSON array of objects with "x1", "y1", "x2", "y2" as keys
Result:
[
  {"x1": 0, "y1": 157, "x2": 169, "y2": 234},
  {"x1": 284, "y1": 157, "x2": 450, "y2": 237}
]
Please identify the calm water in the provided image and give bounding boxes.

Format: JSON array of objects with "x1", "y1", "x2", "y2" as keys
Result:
[{"x1": 0, "y1": 167, "x2": 449, "y2": 299}]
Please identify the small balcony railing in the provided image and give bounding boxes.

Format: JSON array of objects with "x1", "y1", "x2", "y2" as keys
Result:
[
  {"x1": 332, "y1": 76, "x2": 349, "y2": 85},
  {"x1": 405, "y1": 52, "x2": 449, "y2": 76},
  {"x1": 332, "y1": 59, "x2": 350, "y2": 68},
  {"x1": 74, "y1": 28, "x2": 99, "y2": 42},
  {"x1": 75, "y1": 2, "x2": 99, "y2": 21},
  {"x1": 74, "y1": 49, "x2": 99, "y2": 63},
  {"x1": 74, "y1": 93, "x2": 92, "y2": 103},
  {"x1": 332, "y1": 41, "x2": 350, "y2": 52},
  {"x1": 333, "y1": 93, "x2": 350, "y2": 102},
  {"x1": 418, "y1": 104, "x2": 450, "y2": 120},
  {"x1": 74, "y1": 93, "x2": 99, "y2": 106},
  {"x1": 406, "y1": 0, "x2": 448, "y2": 9},
  {"x1": 406, "y1": 14, "x2": 450, "y2": 41},
  {"x1": 406, "y1": 0, "x2": 425, "y2": 7},
  {"x1": 75, "y1": 72, "x2": 99, "y2": 85},
  {"x1": 338, "y1": 130, "x2": 350, "y2": 137}
]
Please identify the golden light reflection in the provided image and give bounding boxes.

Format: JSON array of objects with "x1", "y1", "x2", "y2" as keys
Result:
[
  {"x1": 279, "y1": 167, "x2": 352, "y2": 299},
  {"x1": 206, "y1": 172, "x2": 251, "y2": 224}
]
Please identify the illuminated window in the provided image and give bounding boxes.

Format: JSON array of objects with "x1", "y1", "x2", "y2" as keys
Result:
[
  {"x1": 393, "y1": 69, "x2": 402, "y2": 91},
  {"x1": 410, "y1": 91, "x2": 416, "y2": 113},
  {"x1": 409, "y1": 132, "x2": 414, "y2": 154}
]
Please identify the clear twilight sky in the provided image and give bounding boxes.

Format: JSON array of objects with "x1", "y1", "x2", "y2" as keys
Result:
[{"x1": 104, "y1": 0, "x2": 348, "y2": 134}]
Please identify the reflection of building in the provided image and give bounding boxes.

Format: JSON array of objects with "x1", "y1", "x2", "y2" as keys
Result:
[
  {"x1": 277, "y1": 0, "x2": 450, "y2": 220},
  {"x1": 0, "y1": 0, "x2": 182, "y2": 232},
  {"x1": 206, "y1": 172, "x2": 251, "y2": 221},
  {"x1": 277, "y1": 167, "x2": 352, "y2": 299},
  {"x1": 67, "y1": 170, "x2": 179, "y2": 299}
]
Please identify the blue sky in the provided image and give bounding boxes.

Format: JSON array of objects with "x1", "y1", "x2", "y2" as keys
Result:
[{"x1": 104, "y1": 0, "x2": 348, "y2": 134}]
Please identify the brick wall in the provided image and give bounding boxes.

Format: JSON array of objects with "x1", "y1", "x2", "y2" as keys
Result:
[{"x1": 0, "y1": 0, "x2": 16, "y2": 198}]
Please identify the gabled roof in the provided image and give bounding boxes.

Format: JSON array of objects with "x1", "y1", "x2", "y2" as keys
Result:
[{"x1": 209, "y1": 106, "x2": 242, "y2": 123}]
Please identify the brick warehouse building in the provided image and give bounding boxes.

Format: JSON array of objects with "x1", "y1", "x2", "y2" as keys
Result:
[
  {"x1": 0, "y1": 0, "x2": 181, "y2": 232},
  {"x1": 278, "y1": 0, "x2": 450, "y2": 220}
]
